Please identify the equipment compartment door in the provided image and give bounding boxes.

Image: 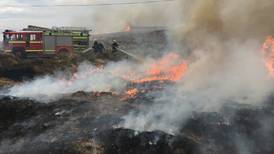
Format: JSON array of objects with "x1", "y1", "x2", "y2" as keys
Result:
[
  {"x1": 56, "y1": 36, "x2": 73, "y2": 46},
  {"x1": 44, "y1": 35, "x2": 56, "y2": 54}
]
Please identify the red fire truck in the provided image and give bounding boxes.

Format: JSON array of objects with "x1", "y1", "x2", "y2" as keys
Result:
[{"x1": 3, "y1": 27, "x2": 90, "y2": 57}]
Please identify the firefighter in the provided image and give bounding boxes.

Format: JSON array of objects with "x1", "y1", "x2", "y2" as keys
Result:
[
  {"x1": 92, "y1": 40, "x2": 100, "y2": 53},
  {"x1": 111, "y1": 40, "x2": 119, "y2": 53},
  {"x1": 98, "y1": 42, "x2": 105, "y2": 53},
  {"x1": 93, "y1": 41, "x2": 105, "y2": 54}
]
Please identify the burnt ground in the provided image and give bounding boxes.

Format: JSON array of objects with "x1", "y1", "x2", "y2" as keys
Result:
[
  {"x1": 1, "y1": 90, "x2": 274, "y2": 154},
  {"x1": 0, "y1": 93, "x2": 128, "y2": 154},
  {"x1": 92, "y1": 101, "x2": 274, "y2": 154}
]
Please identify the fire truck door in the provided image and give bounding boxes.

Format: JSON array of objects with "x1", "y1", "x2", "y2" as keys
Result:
[{"x1": 26, "y1": 34, "x2": 30, "y2": 48}]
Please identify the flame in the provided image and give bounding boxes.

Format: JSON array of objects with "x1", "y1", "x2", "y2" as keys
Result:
[
  {"x1": 124, "y1": 88, "x2": 139, "y2": 99},
  {"x1": 122, "y1": 52, "x2": 188, "y2": 99},
  {"x1": 146, "y1": 52, "x2": 187, "y2": 81},
  {"x1": 124, "y1": 52, "x2": 188, "y2": 84},
  {"x1": 65, "y1": 52, "x2": 188, "y2": 100},
  {"x1": 262, "y1": 36, "x2": 274, "y2": 76},
  {"x1": 124, "y1": 24, "x2": 131, "y2": 32}
]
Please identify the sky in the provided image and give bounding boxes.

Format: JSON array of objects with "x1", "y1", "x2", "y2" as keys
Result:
[
  {"x1": 0, "y1": 0, "x2": 173, "y2": 34},
  {"x1": 0, "y1": 0, "x2": 103, "y2": 31}
]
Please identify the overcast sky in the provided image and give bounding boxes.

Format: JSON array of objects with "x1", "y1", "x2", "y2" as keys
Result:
[
  {"x1": 0, "y1": 0, "x2": 180, "y2": 43},
  {"x1": 0, "y1": 0, "x2": 173, "y2": 34}
]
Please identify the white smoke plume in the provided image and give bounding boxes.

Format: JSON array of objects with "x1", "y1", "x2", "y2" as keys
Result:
[
  {"x1": 3, "y1": 57, "x2": 170, "y2": 103},
  {"x1": 5, "y1": 61, "x2": 131, "y2": 102}
]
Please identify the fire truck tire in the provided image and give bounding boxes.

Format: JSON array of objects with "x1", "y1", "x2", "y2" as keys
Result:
[
  {"x1": 12, "y1": 47, "x2": 27, "y2": 58},
  {"x1": 57, "y1": 48, "x2": 72, "y2": 57}
]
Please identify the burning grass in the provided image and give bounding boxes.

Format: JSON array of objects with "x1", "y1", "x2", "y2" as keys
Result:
[
  {"x1": 121, "y1": 52, "x2": 188, "y2": 99},
  {"x1": 262, "y1": 36, "x2": 274, "y2": 76},
  {"x1": 0, "y1": 52, "x2": 188, "y2": 102}
]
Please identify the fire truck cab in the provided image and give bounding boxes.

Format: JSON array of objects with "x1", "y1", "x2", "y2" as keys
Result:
[{"x1": 3, "y1": 30, "x2": 44, "y2": 57}]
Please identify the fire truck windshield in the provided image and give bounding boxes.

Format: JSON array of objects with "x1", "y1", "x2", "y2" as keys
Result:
[
  {"x1": 3, "y1": 34, "x2": 10, "y2": 43},
  {"x1": 7, "y1": 34, "x2": 24, "y2": 41}
]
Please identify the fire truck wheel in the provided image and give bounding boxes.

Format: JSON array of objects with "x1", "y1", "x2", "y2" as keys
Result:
[
  {"x1": 57, "y1": 48, "x2": 71, "y2": 57},
  {"x1": 12, "y1": 47, "x2": 26, "y2": 58}
]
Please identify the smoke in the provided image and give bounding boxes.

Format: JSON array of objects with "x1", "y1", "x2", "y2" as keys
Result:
[
  {"x1": 70, "y1": 0, "x2": 182, "y2": 33},
  {"x1": 121, "y1": 39, "x2": 273, "y2": 132},
  {"x1": 174, "y1": 0, "x2": 274, "y2": 41},
  {"x1": 3, "y1": 57, "x2": 173, "y2": 103},
  {"x1": 4, "y1": 61, "x2": 131, "y2": 102},
  {"x1": 176, "y1": 0, "x2": 274, "y2": 106},
  {"x1": 120, "y1": 0, "x2": 274, "y2": 134},
  {"x1": 72, "y1": 0, "x2": 274, "y2": 37}
]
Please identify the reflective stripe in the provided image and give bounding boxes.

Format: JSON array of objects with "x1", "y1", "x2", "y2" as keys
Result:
[
  {"x1": 8, "y1": 41, "x2": 43, "y2": 44},
  {"x1": 73, "y1": 45, "x2": 88, "y2": 47},
  {"x1": 73, "y1": 37, "x2": 89, "y2": 39},
  {"x1": 30, "y1": 41, "x2": 43, "y2": 44},
  {"x1": 26, "y1": 50, "x2": 43, "y2": 52},
  {"x1": 9, "y1": 41, "x2": 25, "y2": 44},
  {"x1": 45, "y1": 49, "x2": 56, "y2": 52},
  {"x1": 5, "y1": 49, "x2": 43, "y2": 52}
]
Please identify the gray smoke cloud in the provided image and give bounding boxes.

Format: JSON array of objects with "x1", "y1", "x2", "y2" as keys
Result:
[
  {"x1": 174, "y1": 0, "x2": 274, "y2": 41},
  {"x1": 121, "y1": 39, "x2": 274, "y2": 133},
  {"x1": 70, "y1": 0, "x2": 182, "y2": 33},
  {"x1": 120, "y1": 0, "x2": 274, "y2": 134},
  {"x1": 71, "y1": 0, "x2": 274, "y2": 37}
]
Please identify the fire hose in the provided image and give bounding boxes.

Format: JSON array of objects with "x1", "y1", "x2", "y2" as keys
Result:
[
  {"x1": 82, "y1": 46, "x2": 143, "y2": 62},
  {"x1": 116, "y1": 47, "x2": 143, "y2": 62}
]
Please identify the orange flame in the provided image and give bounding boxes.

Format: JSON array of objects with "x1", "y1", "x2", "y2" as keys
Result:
[
  {"x1": 124, "y1": 52, "x2": 188, "y2": 83},
  {"x1": 262, "y1": 36, "x2": 274, "y2": 76},
  {"x1": 122, "y1": 52, "x2": 188, "y2": 99},
  {"x1": 124, "y1": 24, "x2": 131, "y2": 32},
  {"x1": 66, "y1": 52, "x2": 188, "y2": 100},
  {"x1": 125, "y1": 88, "x2": 139, "y2": 98}
]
